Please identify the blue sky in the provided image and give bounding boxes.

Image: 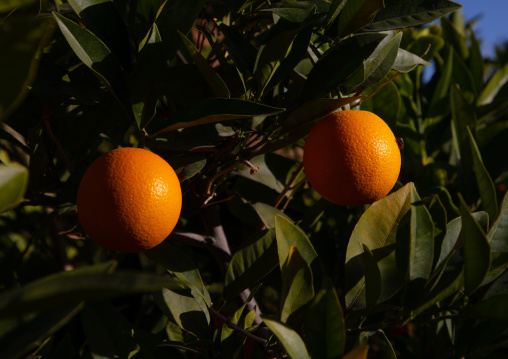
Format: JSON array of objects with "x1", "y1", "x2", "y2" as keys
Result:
[{"x1": 454, "y1": 0, "x2": 508, "y2": 56}]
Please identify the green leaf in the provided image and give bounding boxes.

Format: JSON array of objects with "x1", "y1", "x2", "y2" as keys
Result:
[
  {"x1": 470, "y1": 293, "x2": 508, "y2": 321},
  {"x1": 0, "y1": 262, "x2": 181, "y2": 318},
  {"x1": 441, "y1": 15, "x2": 468, "y2": 60},
  {"x1": 392, "y1": 48, "x2": 431, "y2": 73},
  {"x1": 144, "y1": 241, "x2": 211, "y2": 306},
  {"x1": 224, "y1": 229, "x2": 279, "y2": 300},
  {"x1": 324, "y1": 0, "x2": 347, "y2": 29},
  {"x1": 488, "y1": 193, "x2": 508, "y2": 252},
  {"x1": 154, "y1": 286, "x2": 210, "y2": 338},
  {"x1": 251, "y1": 202, "x2": 292, "y2": 229},
  {"x1": 359, "y1": 80, "x2": 400, "y2": 129},
  {"x1": 478, "y1": 62, "x2": 508, "y2": 106},
  {"x1": 0, "y1": 304, "x2": 83, "y2": 359},
  {"x1": 80, "y1": 301, "x2": 136, "y2": 358},
  {"x1": 468, "y1": 31, "x2": 484, "y2": 99},
  {"x1": 167, "y1": 153, "x2": 207, "y2": 182},
  {"x1": 263, "y1": 318, "x2": 311, "y2": 359},
  {"x1": 467, "y1": 126, "x2": 498, "y2": 220},
  {"x1": 155, "y1": 0, "x2": 206, "y2": 58},
  {"x1": 345, "y1": 31, "x2": 402, "y2": 94},
  {"x1": 178, "y1": 31, "x2": 230, "y2": 98},
  {"x1": 0, "y1": 0, "x2": 37, "y2": 12},
  {"x1": 279, "y1": 245, "x2": 314, "y2": 322},
  {"x1": 364, "y1": 0, "x2": 462, "y2": 31},
  {"x1": 149, "y1": 98, "x2": 284, "y2": 136},
  {"x1": 345, "y1": 183, "x2": 412, "y2": 310},
  {"x1": 363, "y1": 244, "x2": 382, "y2": 311},
  {"x1": 337, "y1": 0, "x2": 384, "y2": 37},
  {"x1": 409, "y1": 186, "x2": 434, "y2": 281},
  {"x1": 427, "y1": 45, "x2": 453, "y2": 117},
  {"x1": 450, "y1": 83, "x2": 477, "y2": 185},
  {"x1": 0, "y1": 165, "x2": 28, "y2": 213},
  {"x1": 459, "y1": 196, "x2": 492, "y2": 295},
  {"x1": 304, "y1": 277, "x2": 346, "y2": 358},
  {"x1": 52, "y1": 11, "x2": 130, "y2": 116},
  {"x1": 254, "y1": 28, "x2": 299, "y2": 98},
  {"x1": 302, "y1": 33, "x2": 386, "y2": 101},
  {"x1": 68, "y1": 0, "x2": 132, "y2": 70},
  {"x1": 275, "y1": 215, "x2": 318, "y2": 268},
  {"x1": 342, "y1": 344, "x2": 370, "y2": 359},
  {"x1": 220, "y1": 302, "x2": 255, "y2": 358},
  {"x1": 0, "y1": 15, "x2": 53, "y2": 121},
  {"x1": 263, "y1": 5, "x2": 318, "y2": 23}
]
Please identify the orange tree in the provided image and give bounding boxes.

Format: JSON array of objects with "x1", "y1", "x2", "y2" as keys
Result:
[{"x1": 2, "y1": 1, "x2": 508, "y2": 358}]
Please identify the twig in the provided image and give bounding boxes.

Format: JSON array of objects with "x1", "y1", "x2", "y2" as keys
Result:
[
  {"x1": 210, "y1": 307, "x2": 268, "y2": 345},
  {"x1": 280, "y1": 178, "x2": 305, "y2": 212},
  {"x1": 273, "y1": 162, "x2": 305, "y2": 209}
]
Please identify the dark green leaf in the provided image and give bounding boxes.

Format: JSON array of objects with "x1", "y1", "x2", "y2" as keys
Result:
[
  {"x1": 459, "y1": 196, "x2": 492, "y2": 295},
  {"x1": 263, "y1": 6, "x2": 317, "y2": 23},
  {"x1": 450, "y1": 83, "x2": 477, "y2": 185},
  {"x1": 80, "y1": 301, "x2": 136, "y2": 358},
  {"x1": 409, "y1": 186, "x2": 434, "y2": 281},
  {"x1": 427, "y1": 45, "x2": 453, "y2": 116},
  {"x1": 224, "y1": 229, "x2": 278, "y2": 300},
  {"x1": 219, "y1": 23, "x2": 258, "y2": 75},
  {"x1": 0, "y1": 15, "x2": 52, "y2": 121},
  {"x1": 467, "y1": 126, "x2": 498, "y2": 220},
  {"x1": 0, "y1": 165, "x2": 28, "y2": 213},
  {"x1": 324, "y1": 0, "x2": 347, "y2": 29},
  {"x1": 164, "y1": 153, "x2": 207, "y2": 182},
  {"x1": 49, "y1": 334, "x2": 79, "y2": 359},
  {"x1": 154, "y1": 286, "x2": 210, "y2": 338},
  {"x1": 178, "y1": 31, "x2": 230, "y2": 98},
  {"x1": 68, "y1": 0, "x2": 132, "y2": 70},
  {"x1": 302, "y1": 33, "x2": 386, "y2": 101},
  {"x1": 304, "y1": 277, "x2": 345, "y2": 358},
  {"x1": 441, "y1": 15, "x2": 468, "y2": 60},
  {"x1": 470, "y1": 293, "x2": 508, "y2": 321},
  {"x1": 359, "y1": 80, "x2": 400, "y2": 129},
  {"x1": 0, "y1": 262, "x2": 182, "y2": 318},
  {"x1": 363, "y1": 244, "x2": 382, "y2": 311},
  {"x1": 156, "y1": 0, "x2": 206, "y2": 58},
  {"x1": 364, "y1": 0, "x2": 462, "y2": 31},
  {"x1": 254, "y1": 28, "x2": 299, "y2": 98},
  {"x1": 345, "y1": 183, "x2": 412, "y2": 310},
  {"x1": 345, "y1": 31, "x2": 402, "y2": 94},
  {"x1": 144, "y1": 241, "x2": 211, "y2": 306},
  {"x1": 0, "y1": 0, "x2": 37, "y2": 12},
  {"x1": 0, "y1": 304, "x2": 83, "y2": 359},
  {"x1": 337, "y1": 0, "x2": 384, "y2": 37},
  {"x1": 263, "y1": 318, "x2": 311, "y2": 359},
  {"x1": 468, "y1": 31, "x2": 484, "y2": 99}
]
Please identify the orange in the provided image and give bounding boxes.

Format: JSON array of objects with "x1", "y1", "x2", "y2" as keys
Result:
[
  {"x1": 303, "y1": 110, "x2": 401, "y2": 206},
  {"x1": 77, "y1": 148, "x2": 182, "y2": 253}
]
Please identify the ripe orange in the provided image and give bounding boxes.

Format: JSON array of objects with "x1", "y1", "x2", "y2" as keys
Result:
[
  {"x1": 303, "y1": 110, "x2": 401, "y2": 206},
  {"x1": 77, "y1": 148, "x2": 182, "y2": 253}
]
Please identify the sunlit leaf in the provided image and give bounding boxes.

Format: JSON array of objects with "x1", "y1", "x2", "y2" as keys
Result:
[
  {"x1": 393, "y1": 49, "x2": 431, "y2": 73},
  {"x1": 263, "y1": 318, "x2": 311, "y2": 359},
  {"x1": 0, "y1": 165, "x2": 28, "y2": 213},
  {"x1": 342, "y1": 344, "x2": 369, "y2": 359},
  {"x1": 345, "y1": 183, "x2": 412, "y2": 310},
  {"x1": 478, "y1": 62, "x2": 508, "y2": 106}
]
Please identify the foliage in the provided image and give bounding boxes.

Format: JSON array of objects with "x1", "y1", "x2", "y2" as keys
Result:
[{"x1": 2, "y1": 0, "x2": 508, "y2": 358}]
